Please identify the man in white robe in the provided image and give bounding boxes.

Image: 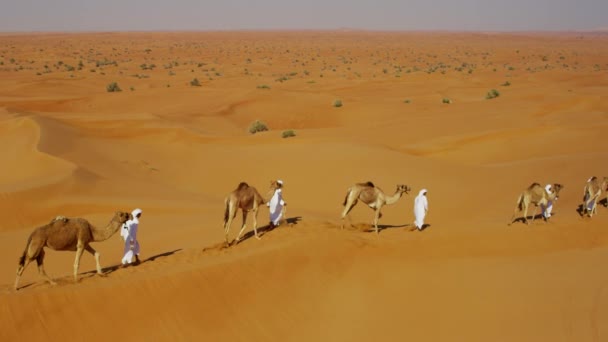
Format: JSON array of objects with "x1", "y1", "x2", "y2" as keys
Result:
[
  {"x1": 268, "y1": 180, "x2": 286, "y2": 228},
  {"x1": 543, "y1": 184, "x2": 554, "y2": 219},
  {"x1": 122, "y1": 208, "x2": 142, "y2": 265},
  {"x1": 414, "y1": 189, "x2": 428, "y2": 230}
]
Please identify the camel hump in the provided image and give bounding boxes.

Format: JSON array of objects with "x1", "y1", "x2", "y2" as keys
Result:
[
  {"x1": 236, "y1": 182, "x2": 249, "y2": 190},
  {"x1": 528, "y1": 182, "x2": 540, "y2": 189}
]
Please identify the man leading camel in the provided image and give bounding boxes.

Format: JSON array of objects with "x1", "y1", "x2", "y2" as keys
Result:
[
  {"x1": 267, "y1": 180, "x2": 287, "y2": 229},
  {"x1": 414, "y1": 189, "x2": 429, "y2": 230},
  {"x1": 121, "y1": 208, "x2": 142, "y2": 266}
]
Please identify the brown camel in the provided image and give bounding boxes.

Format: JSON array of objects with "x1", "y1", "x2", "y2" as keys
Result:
[
  {"x1": 223, "y1": 182, "x2": 277, "y2": 245},
  {"x1": 582, "y1": 176, "x2": 608, "y2": 217},
  {"x1": 341, "y1": 182, "x2": 411, "y2": 234},
  {"x1": 14, "y1": 211, "x2": 132, "y2": 290},
  {"x1": 509, "y1": 183, "x2": 563, "y2": 225}
]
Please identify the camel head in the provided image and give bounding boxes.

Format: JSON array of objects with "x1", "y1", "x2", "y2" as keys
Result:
[
  {"x1": 113, "y1": 211, "x2": 132, "y2": 224},
  {"x1": 396, "y1": 184, "x2": 411, "y2": 195},
  {"x1": 552, "y1": 183, "x2": 563, "y2": 199}
]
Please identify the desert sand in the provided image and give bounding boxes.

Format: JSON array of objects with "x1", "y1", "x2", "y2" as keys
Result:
[{"x1": 1, "y1": 31, "x2": 608, "y2": 341}]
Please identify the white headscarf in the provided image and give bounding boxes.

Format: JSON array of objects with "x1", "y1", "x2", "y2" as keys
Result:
[
  {"x1": 132, "y1": 208, "x2": 142, "y2": 218},
  {"x1": 545, "y1": 184, "x2": 552, "y2": 193}
]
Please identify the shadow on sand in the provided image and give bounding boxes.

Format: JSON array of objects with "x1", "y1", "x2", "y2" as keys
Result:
[
  {"x1": 232, "y1": 216, "x2": 303, "y2": 246},
  {"x1": 84, "y1": 249, "x2": 183, "y2": 275}
]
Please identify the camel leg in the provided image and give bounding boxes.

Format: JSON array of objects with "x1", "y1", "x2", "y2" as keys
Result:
[
  {"x1": 224, "y1": 205, "x2": 236, "y2": 244},
  {"x1": 373, "y1": 209, "x2": 381, "y2": 235},
  {"x1": 85, "y1": 244, "x2": 103, "y2": 275},
  {"x1": 522, "y1": 202, "x2": 530, "y2": 225},
  {"x1": 235, "y1": 210, "x2": 249, "y2": 243},
  {"x1": 73, "y1": 244, "x2": 85, "y2": 283},
  {"x1": 36, "y1": 249, "x2": 56, "y2": 286},
  {"x1": 252, "y1": 207, "x2": 261, "y2": 240},
  {"x1": 530, "y1": 205, "x2": 538, "y2": 224},
  {"x1": 14, "y1": 257, "x2": 34, "y2": 291},
  {"x1": 341, "y1": 201, "x2": 357, "y2": 230}
]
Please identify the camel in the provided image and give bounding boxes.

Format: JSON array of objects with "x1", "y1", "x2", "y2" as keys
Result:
[
  {"x1": 341, "y1": 182, "x2": 411, "y2": 235},
  {"x1": 582, "y1": 176, "x2": 608, "y2": 217},
  {"x1": 223, "y1": 182, "x2": 277, "y2": 245},
  {"x1": 508, "y1": 183, "x2": 563, "y2": 225},
  {"x1": 14, "y1": 211, "x2": 132, "y2": 290}
]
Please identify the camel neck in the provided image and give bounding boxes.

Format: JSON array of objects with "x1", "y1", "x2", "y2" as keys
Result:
[
  {"x1": 385, "y1": 191, "x2": 403, "y2": 205},
  {"x1": 92, "y1": 220, "x2": 121, "y2": 241}
]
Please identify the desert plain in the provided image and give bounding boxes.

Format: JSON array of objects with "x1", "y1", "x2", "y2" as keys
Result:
[{"x1": 0, "y1": 31, "x2": 608, "y2": 341}]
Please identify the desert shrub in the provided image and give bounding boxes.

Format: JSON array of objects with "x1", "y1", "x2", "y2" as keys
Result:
[
  {"x1": 257, "y1": 84, "x2": 271, "y2": 89},
  {"x1": 404, "y1": 99, "x2": 411, "y2": 104},
  {"x1": 106, "y1": 82, "x2": 121, "y2": 92},
  {"x1": 333, "y1": 99, "x2": 343, "y2": 107},
  {"x1": 501, "y1": 81, "x2": 511, "y2": 86},
  {"x1": 486, "y1": 89, "x2": 500, "y2": 99},
  {"x1": 442, "y1": 98, "x2": 452, "y2": 104},
  {"x1": 249, "y1": 120, "x2": 269, "y2": 134},
  {"x1": 190, "y1": 78, "x2": 201, "y2": 86},
  {"x1": 282, "y1": 130, "x2": 296, "y2": 138}
]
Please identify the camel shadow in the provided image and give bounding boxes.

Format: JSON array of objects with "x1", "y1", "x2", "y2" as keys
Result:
[
  {"x1": 83, "y1": 249, "x2": 183, "y2": 275},
  {"x1": 236, "y1": 216, "x2": 303, "y2": 245},
  {"x1": 376, "y1": 223, "x2": 410, "y2": 232},
  {"x1": 511, "y1": 212, "x2": 556, "y2": 224}
]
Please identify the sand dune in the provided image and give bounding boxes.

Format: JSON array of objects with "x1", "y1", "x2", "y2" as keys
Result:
[{"x1": 1, "y1": 31, "x2": 607, "y2": 341}]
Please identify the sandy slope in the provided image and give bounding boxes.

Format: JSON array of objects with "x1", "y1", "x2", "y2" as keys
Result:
[{"x1": 0, "y1": 31, "x2": 607, "y2": 341}]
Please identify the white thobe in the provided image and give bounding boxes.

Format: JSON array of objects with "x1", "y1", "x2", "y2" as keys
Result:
[
  {"x1": 268, "y1": 189, "x2": 285, "y2": 226},
  {"x1": 122, "y1": 218, "x2": 140, "y2": 264},
  {"x1": 414, "y1": 192, "x2": 428, "y2": 229}
]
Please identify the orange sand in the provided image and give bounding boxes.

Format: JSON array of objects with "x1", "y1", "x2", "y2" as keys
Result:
[{"x1": 1, "y1": 31, "x2": 608, "y2": 341}]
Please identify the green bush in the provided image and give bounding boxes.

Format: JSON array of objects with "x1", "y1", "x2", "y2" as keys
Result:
[
  {"x1": 257, "y1": 84, "x2": 271, "y2": 89},
  {"x1": 282, "y1": 130, "x2": 296, "y2": 138},
  {"x1": 501, "y1": 81, "x2": 511, "y2": 86},
  {"x1": 333, "y1": 99, "x2": 343, "y2": 107},
  {"x1": 442, "y1": 98, "x2": 451, "y2": 104},
  {"x1": 249, "y1": 120, "x2": 269, "y2": 134},
  {"x1": 486, "y1": 89, "x2": 500, "y2": 99},
  {"x1": 106, "y1": 82, "x2": 121, "y2": 92}
]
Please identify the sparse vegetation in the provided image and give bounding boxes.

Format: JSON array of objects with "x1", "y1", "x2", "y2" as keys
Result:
[
  {"x1": 333, "y1": 99, "x2": 343, "y2": 108},
  {"x1": 485, "y1": 89, "x2": 500, "y2": 99},
  {"x1": 501, "y1": 81, "x2": 511, "y2": 86},
  {"x1": 442, "y1": 98, "x2": 452, "y2": 104},
  {"x1": 404, "y1": 99, "x2": 411, "y2": 104},
  {"x1": 249, "y1": 120, "x2": 269, "y2": 134},
  {"x1": 190, "y1": 78, "x2": 201, "y2": 87},
  {"x1": 282, "y1": 130, "x2": 296, "y2": 138},
  {"x1": 257, "y1": 84, "x2": 271, "y2": 89},
  {"x1": 106, "y1": 82, "x2": 121, "y2": 92}
]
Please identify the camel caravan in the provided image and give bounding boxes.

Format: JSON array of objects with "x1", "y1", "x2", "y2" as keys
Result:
[{"x1": 12, "y1": 176, "x2": 608, "y2": 291}]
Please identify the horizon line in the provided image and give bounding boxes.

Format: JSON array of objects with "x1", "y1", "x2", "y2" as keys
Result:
[{"x1": 1, "y1": 27, "x2": 607, "y2": 35}]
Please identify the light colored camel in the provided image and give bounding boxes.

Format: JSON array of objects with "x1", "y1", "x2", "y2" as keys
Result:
[
  {"x1": 223, "y1": 182, "x2": 277, "y2": 245},
  {"x1": 582, "y1": 176, "x2": 608, "y2": 217},
  {"x1": 341, "y1": 182, "x2": 411, "y2": 234},
  {"x1": 509, "y1": 183, "x2": 563, "y2": 225},
  {"x1": 14, "y1": 211, "x2": 132, "y2": 290}
]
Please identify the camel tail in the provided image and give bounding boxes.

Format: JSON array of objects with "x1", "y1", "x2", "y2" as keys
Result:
[
  {"x1": 516, "y1": 193, "x2": 524, "y2": 211},
  {"x1": 223, "y1": 197, "x2": 230, "y2": 224},
  {"x1": 342, "y1": 189, "x2": 351, "y2": 206},
  {"x1": 18, "y1": 235, "x2": 32, "y2": 267}
]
